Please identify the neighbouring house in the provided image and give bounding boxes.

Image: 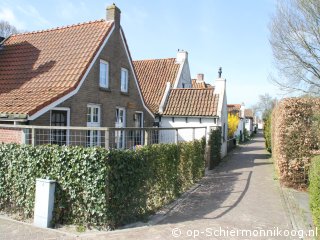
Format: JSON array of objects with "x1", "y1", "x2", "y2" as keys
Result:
[
  {"x1": 244, "y1": 109, "x2": 254, "y2": 135},
  {"x1": 227, "y1": 103, "x2": 245, "y2": 141},
  {"x1": 133, "y1": 52, "x2": 228, "y2": 157},
  {"x1": 0, "y1": 4, "x2": 153, "y2": 146}
]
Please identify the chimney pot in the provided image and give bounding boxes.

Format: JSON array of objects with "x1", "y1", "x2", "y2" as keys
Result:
[
  {"x1": 106, "y1": 3, "x2": 121, "y2": 28},
  {"x1": 197, "y1": 73, "x2": 204, "y2": 82}
]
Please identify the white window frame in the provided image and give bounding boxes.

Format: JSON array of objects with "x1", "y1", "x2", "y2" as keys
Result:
[
  {"x1": 87, "y1": 104, "x2": 101, "y2": 147},
  {"x1": 115, "y1": 107, "x2": 126, "y2": 149},
  {"x1": 99, "y1": 60, "x2": 109, "y2": 89},
  {"x1": 120, "y1": 67, "x2": 129, "y2": 93},
  {"x1": 134, "y1": 111, "x2": 144, "y2": 146},
  {"x1": 50, "y1": 107, "x2": 70, "y2": 145}
]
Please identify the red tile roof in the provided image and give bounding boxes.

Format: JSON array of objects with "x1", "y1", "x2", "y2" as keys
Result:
[
  {"x1": 133, "y1": 58, "x2": 180, "y2": 113},
  {"x1": 244, "y1": 109, "x2": 254, "y2": 118},
  {"x1": 191, "y1": 79, "x2": 214, "y2": 89},
  {"x1": 163, "y1": 88, "x2": 219, "y2": 116},
  {"x1": 227, "y1": 104, "x2": 242, "y2": 117},
  {"x1": 0, "y1": 20, "x2": 114, "y2": 116}
]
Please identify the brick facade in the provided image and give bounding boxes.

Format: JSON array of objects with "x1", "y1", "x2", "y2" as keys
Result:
[
  {"x1": 0, "y1": 128, "x2": 23, "y2": 144},
  {"x1": 31, "y1": 26, "x2": 154, "y2": 128}
]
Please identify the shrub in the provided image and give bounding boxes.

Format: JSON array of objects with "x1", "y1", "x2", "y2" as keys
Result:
[
  {"x1": 271, "y1": 98, "x2": 320, "y2": 188},
  {"x1": 0, "y1": 138, "x2": 206, "y2": 228},
  {"x1": 309, "y1": 156, "x2": 320, "y2": 237},
  {"x1": 228, "y1": 113, "x2": 239, "y2": 139},
  {"x1": 208, "y1": 128, "x2": 221, "y2": 169},
  {"x1": 264, "y1": 112, "x2": 272, "y2": 153}
]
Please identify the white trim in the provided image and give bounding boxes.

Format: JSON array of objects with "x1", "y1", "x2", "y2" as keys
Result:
[
  {"x1": 119, "y1": 28, "x2": 154, "y2": 118},
  {"x1": 50, "y1": 107, "x2": 70, "y2": 145},
  {"x1": 158, "y1": 82, "x2": 171, "y2": 114},
  {"x1": 28, "y1": 24, "x2": 116, "y2": 121},
  {"x1": 173, "y1": 58, "x2": 185, "y2": 89}
]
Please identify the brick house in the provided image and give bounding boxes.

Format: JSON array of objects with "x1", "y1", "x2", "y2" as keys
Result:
[
  {"x1": 0, "y1": 4, "x2": 153, "y2": 145},
  {"x1": 133, "y1": 52, "x2": 228, "y2": 157}
]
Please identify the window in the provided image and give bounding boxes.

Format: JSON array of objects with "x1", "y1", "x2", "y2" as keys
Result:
[
  {"x1": 86, "y1": 104, "x2": 101, "y2": 147},
  {"x1": 50, "y1": 109, "x2": 69, "y2": 146},
  {"x1": 182, "y1": 83, "x2": 185, "y2": 88},
  {"x1": 121, "y1": 68, "x2": 128, "y2": 92},
  {"x1": 115, "y1": 108, "x2": 126, "y2": 148},
  {"x1": 100, "y1": 60, "x2": 109, "y2": 88}
]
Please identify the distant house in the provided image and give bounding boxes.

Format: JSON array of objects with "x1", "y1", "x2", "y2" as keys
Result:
[
  {"x1": 0, "y1": 4, "x2": 153, "y2": 146},
  {"x1": 244, "y1": 109, "x2": 254, "y2": 135},
  {"x1": 227, "y1": 103, "x2": 245, "y2": 141},
  {"x1": 134, "y1": 52, "x2": 228, "y2": 157}
]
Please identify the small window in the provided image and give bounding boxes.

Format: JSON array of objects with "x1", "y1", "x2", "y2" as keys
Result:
[
  {"x1": 121, "y1": 68, "x2": 128, "y2": 92},
  {"x1": 100, "y1": 60, "x2": 109, "y2": 88},
  {"x1": 182, "y1": 83, "x2": 185, "y2": 88}
]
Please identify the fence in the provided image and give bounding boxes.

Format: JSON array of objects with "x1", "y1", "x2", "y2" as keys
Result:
[{"x1": 0, "y1": 124, "x2": 208, "y2": 150}]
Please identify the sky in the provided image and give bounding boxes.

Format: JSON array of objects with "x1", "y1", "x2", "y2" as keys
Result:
[{"x1": 0, "y1": 0, "x2": 281, "y2": 107}]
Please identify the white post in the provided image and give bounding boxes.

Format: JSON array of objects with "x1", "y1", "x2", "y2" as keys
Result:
[{"x1": 34, "y1": 178, "x2": 56, "y2": 228}]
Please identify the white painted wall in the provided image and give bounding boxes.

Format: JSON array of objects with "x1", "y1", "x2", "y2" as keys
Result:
[
  {"x1": 160, "y1": 117, "x2": 217, "y2": 143},
  {"x1": 235, "y1": 118, "x2": 245, "y2": 141},
  {"x1": 174, "y1": 51, "x2": 192, "y2": 89},
  {"x1": 245, "y1": 118, "x2": 253, "y2": 134},
  {"x1": 214, "y1": 77, "x2": 228, "y2": 158}
]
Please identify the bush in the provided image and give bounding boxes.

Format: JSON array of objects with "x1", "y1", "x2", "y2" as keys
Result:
[
  {"x1": 309, "y1": 156, "x2": 320, "y2": 237},
  {"x1": 272, "y1": 98, "x2": 320, "y2": 188},
  {"x1": 0, "y1": 138, "x2": 206, "y2": 228},
  {"x1": 208, "y1": 128, "x2": 221, "y2": 169},
  {"x1": 264, "y1": 112, "x2": 272, "y2": 153}
]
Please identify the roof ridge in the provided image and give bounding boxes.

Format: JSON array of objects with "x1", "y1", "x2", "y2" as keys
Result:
[
  {"x1": 11, "y1": 19, "x2": 112, "y2": 37},
  {"x1": 133, "y1": 57, "x2": 176, "y2": 62}
]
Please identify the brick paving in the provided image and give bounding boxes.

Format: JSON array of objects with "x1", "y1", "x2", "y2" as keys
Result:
[{"x1": 0, "y1": 132, "x2": 294, "y2": 239}]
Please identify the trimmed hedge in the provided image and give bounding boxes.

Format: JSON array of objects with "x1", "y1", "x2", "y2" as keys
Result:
[
  {"x1": 309, "y1": 155, "x2": 320, "y2": 237},
  {"x1": 271, "y1": 98, "x2": 320, "y2": 188},
  {"x1": 264, "y1": 112, "x2": 272, "y2": 153},
  {"x1": 0, "y1": 138, "x2": 206, "y2": 228},
  {"x1": 208, "y1": 128, "x2": 221, "y2": 169}
]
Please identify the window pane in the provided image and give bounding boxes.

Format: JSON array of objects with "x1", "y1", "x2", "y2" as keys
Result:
[
  {"x1": 121, "y1": 68, "x2": 128, "y2": 92},
  {"x1": 100, "y1": 61, "x2": 108, "y2": 88},
  {"x1": 87, "y1": 107, "x2": 91, "y2": 123}
]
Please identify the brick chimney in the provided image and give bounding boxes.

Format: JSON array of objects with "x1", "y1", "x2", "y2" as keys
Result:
[
  {"x1": 197, "y1": 73, "x2": 204, "y2": 82},
  {"x1": 106, "y1": 3, "x2": 121, "y2": 28}
]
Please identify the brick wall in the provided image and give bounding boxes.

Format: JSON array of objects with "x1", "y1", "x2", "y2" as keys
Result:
[
  {"x1": 32, "y1": 25, "x2": 153, "y2": 127},
  {"x1": 0, "y1": 128, "x2": 23, "y2": 144}
]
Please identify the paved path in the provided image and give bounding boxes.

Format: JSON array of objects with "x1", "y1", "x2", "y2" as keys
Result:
[{"x1": 0, "y1": 132, "x2": 294, "y2": 239}]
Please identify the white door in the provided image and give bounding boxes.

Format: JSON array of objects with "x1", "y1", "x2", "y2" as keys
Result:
[
  {"x1": 87, "y1": 104, "x2": 101, "y2": 147},
  {"x1": 115, "y1": 108, "x2": 126, "y2": 148}
]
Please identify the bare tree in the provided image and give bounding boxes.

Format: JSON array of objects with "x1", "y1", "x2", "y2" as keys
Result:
[
  {"x1": 270, "y1": 0, "x2": 320, "y2": 95},
  {"x1": 252, "y1": 93, "x2": 277, "y2": 119},
  {"x1": 0, "y1": 20, "x2": 18, "y2": 38}
]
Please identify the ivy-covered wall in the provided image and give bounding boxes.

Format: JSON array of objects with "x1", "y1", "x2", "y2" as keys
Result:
[{"x1": 0, "y1": 138, "x2": 206, "y2": 228}]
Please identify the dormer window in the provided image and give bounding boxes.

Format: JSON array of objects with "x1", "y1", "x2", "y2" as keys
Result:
[
  {"x1": 121, "y1": 68, "x2": 128, "y2": 93},
  {"x1": 100, "y1": 60, "x2": 109, "y2": 88}
]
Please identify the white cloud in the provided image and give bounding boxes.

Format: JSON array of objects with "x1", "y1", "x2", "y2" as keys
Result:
[{"x1": 0, "y1": 7, "x2": 25, "y2": 29}]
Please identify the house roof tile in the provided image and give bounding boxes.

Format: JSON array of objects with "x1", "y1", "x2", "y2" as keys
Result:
[
  {"x1": 133, "y1": 58, "x2": 180, "y2": 113},
  {"x1": 0, "y1": 19, "x2": 114, "y2": 116},
  {"x1": 244, "y1": 109, "x2": 254, "y2": 118},
  {"x1": 163, "y1": 88, "x2": 219, "y2": 116}
]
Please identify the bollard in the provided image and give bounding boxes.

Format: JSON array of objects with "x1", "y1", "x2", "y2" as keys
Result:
[{"x1": 34, "y1": 178, "x2": 56, "y2": 228}]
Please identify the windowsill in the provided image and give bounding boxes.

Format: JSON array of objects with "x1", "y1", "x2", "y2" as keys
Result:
[
  {"x1": 120, "y1": 91, "x2": 129, "y2": 96},
  {"x1": 99, "y1": 87, "x2": 111, "y2": 92}
]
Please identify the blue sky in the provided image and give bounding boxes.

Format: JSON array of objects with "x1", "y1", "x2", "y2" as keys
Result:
[{"x1": 0, "y1": 0, "x2": 280, "y2": 107}]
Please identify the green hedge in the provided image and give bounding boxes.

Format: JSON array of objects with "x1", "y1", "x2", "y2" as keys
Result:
[
  {"x1": 264, "y1": 112, "x2": 272, "y2": 153},
  {"x1": 309, "y1": 155, "x2": 320, "y2": 237},
  {"x1": 208, "y1": 128, "x2": 221, "y2": 169},
  {"x1": 0, "y1": 138, "x2": 206, "y2": 228}
]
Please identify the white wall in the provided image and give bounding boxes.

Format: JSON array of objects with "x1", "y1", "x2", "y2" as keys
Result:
[
  {"x1": 176, "y1": 58, "x2": 192, "y2": 88},
  {"x1": 160, "y1": 117, "x2": 217, "y2": 143},
  {"x1": 235, "y1": 118, "x2": 245, "y2": 141},
  {"x1": 245, "y1": 118, "x2": 253, "y2": 134}
]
